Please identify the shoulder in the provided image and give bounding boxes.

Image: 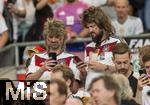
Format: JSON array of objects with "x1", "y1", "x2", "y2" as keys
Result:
[
  {"x1": 58, "y1": 52, "x2": 74, "y2": 58},
  {"x1": 33, "y1": 52, "x2": 47, "y2": 59},
  {"x1": 121, "y1": 99, "x2": 140, "y2": 105},
  {"x1": 109, "y1": 36, "x2": 126, "y2": 43},
  {"x1": 128, "y1": 16, "x2": 142, "y2": 23},
  {"x1": 86, "y1": 42, "x2": 96, "y2": 48},
  {"x1": 66, "y1": 97, "x2": 83, "y2": 105}
]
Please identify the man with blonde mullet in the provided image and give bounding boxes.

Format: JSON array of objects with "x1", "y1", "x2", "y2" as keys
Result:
[{"x1": 26, "y1": 18, "x2": 86, "y2": 82}]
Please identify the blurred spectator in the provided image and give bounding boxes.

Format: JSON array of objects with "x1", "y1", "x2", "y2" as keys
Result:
[
  {"x1": 112, "y1": 42, "x2": 141, "y2": 103},
  {"x1": 81, "y1": 0, "x2": 118, "y2": 20},
  {"x1": 17, "y1": 0, "x2": 36, "y2": 41},
  {"x1": 45, "y1": 79, "x2": 67, "y2": 105},
  {"x1": 1, "y1": 0, "x2": 26, "y2": 43},
  {"x1": 129, "y1": 0, "x2": 146, "y2": 17},
  {"x1": 48, "y1": 0, "x2": 64, "y2": 12},
  {"x1": 143, "y1": 0, "x2": 150, "y2": 32},
  {"x1": 0, "y1": 0, "x2": 4, "y2": 13},
  {"x1": 26, "y1": 19, "x2": 86, "y2": 81},
  {"x1": 7, "y1": 0, "x2": 26, "y2": 41},
  {"x1": 0, "y1": 13, "x2": 9, "y2": 48},
  {"x1": 51, "y1": 64, "x2": 83, "y2": 105},
  {"x1": 138, "y1": 53, "x2": 150, "y2": 105},
  {"x1": 80, "y1": 0, "x2": 115, "y2": 7},
  {"x1": 25, "y1": 0, "x2": 53, "y2": 42},
  {"x1": 113, "y1": 74, "x2": 140, "y2": 105},
  {"x1": 139, "y1": 45, "x2": 150, "y2": 68},
  {"x1": 54, "y1": 0, "x2": 89, "y2": 39},
  {"x1": 88, "y1": 74, "x2": 121, "y2": 105},
  {"x1": 81, "y1": 6, "x2": 124, "y2": 89},
  {"x1": 111, "y1": 0, "x2": 144, "y2": 37},
  {"x1": 128, "y1": 0, "x2": 147, "y2": 31}
]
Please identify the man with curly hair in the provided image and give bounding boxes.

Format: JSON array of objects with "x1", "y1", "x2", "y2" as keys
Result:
[{"x1": 81, "y1": 6, "x2": 124, "y2": 89}]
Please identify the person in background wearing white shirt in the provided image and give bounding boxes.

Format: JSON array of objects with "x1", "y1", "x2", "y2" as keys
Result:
[
  {"x1": 0, "y1": 14, "x2": 8, "y2": 48},
  {"x1": 111, "y1": 0, "x2": 143, "y2": 37},
  {"x1": 138, "y1": 53, "x2": 150, "y2": 105}
]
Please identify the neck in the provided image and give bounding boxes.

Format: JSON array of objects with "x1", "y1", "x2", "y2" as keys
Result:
[
  {"x1": 126, "y1": 66, "x2": 132, "y2": 78},
  {"x1": 67, "y1": 88, "x2": 72, "y2": 98},
  {"x1": 118, "y1": 15, "x2": 128, "y2": 24},
  {"x1": 105, "y1": 99, "x2": 118, "y2": 105},
  {"x1": 66, "y1": 0, "x2": 77, "y2": 4},
  {"x1": 101, "y1": 32, "x2": 108, "y2": 42},
  {"x1": 48, "y1": 48, "x2": 63, "y2": 55}
]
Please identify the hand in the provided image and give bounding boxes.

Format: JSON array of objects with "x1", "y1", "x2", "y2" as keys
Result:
[
  {"x1": 69, "y1": 31, "x2": 77, "y2": 39},
  {"x1": 76, "y1": 61, "x2": 87, "y2": 77},
  {"x1": 40, "y1": 59, "x2": 57, "y2": 71},
  {"x1": 7, "y1": 3, "x2": 18, "y2": 15},
  {"x1": 88, "y1": 61, "x2": 106, "y2": 72},
  {"x1": 138, "y1": 74, "x2": 150, "y2": 90}
]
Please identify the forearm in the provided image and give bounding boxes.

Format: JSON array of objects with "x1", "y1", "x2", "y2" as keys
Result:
[
  {"x1": 79, "y1": 28, "x2": 89, "y2": 38},
  {"x1": 0, "y1": 31, "x2": 9, "y2": 48},
  {"x1": 36, "y1": 0, "x2": 48, "y2": 10},
  {"x1": 26, "y1": 68, "x2": 45, "y2": 80},
  {"x1": 107, "y1": 65, "x2": 116, "y2": 73},
  {"x1": 98, "y1": 63, "x2": 116, "y2": 73}
]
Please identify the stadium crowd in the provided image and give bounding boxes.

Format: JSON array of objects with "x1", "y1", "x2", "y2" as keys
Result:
[{"x1": 0, "y1": 0, "x2": 150, "y2": 105}]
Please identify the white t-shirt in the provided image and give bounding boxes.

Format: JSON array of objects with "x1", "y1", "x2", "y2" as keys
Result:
[
  {"x1": 0, "y1": 0, "x2": 4, "y2": 13},
  {"x1": 27, "y1": 52, "x2": 80, "y2": 80},
  {"x1": 111, "y1": 16, "x2": 144, "y2": 37},
  {"x1": 13, "y1": 0, "x2": 25, "y2": 40},
  {"x1": 0, "y1": 14, "x2": 8, "y2": 34},
  {"x1": 80, "y1": 0, "x2": 107, "y2": 6}
]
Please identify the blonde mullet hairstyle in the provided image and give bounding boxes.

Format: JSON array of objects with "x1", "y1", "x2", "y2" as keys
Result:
[{"x1": 43, "y1": 18, "x2": 67, "y2": 40}]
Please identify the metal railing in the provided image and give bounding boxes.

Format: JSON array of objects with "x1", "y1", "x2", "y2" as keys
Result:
[{"x1": 0, "y1": 33, "x2": 149, "y2": 67}]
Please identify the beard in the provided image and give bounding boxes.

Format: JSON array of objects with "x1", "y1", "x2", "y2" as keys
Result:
[
  {"x1": 49, "y1": 43, "x2": 60, "y2": 50},
  {"x1": 118, "y1": 68, "x2": 128, "y2": 75},
  {"x1": 91, "y1": 30, "x2": 104, "y2": 45},
  {"x1": 66, "y1": 0, "x2": 75, "y2": 3}
]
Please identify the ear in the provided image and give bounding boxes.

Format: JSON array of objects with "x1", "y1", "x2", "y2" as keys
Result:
[
  {"x1": 109, "y1": 90, "x2": 115, "y2": 98},
  {"x1": 112, "y1": 56, "x2": 115, "y2": 63},
  {"x1": 66, "y1": 79, "x2": 71, "y2": 87},
  {"x1": 129, "y1": 54, "x2": 132, "y2": 60}
]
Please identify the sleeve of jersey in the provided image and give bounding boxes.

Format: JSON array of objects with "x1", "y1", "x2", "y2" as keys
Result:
[
  {"x1": 27, "y1": 55, "x2": 39, "y2": 75},
  {"x1": 69, "y1": 59, "x2": 80, "y2": 80},
  {"x1": 116, "y1": 37, "x2": 127, "y2": 44}
]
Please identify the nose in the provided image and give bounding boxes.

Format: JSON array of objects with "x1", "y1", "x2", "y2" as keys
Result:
[
  {"x1": 51, "y1": 37, "x2": 57, "y2": 42},
  {"x1": 120, "y1": 63, "x2": 125, "y2": 68},
  {"x1": 92, "y1": 91, "x2": 98, "y2": 99},
  {"x1": 89, "y1": 27, "x2": 93, "y2": 33}
]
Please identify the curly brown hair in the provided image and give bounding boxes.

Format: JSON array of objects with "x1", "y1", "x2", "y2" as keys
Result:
[{"x1": 81, "y1": 6, "x2": 115, "y2": 36}]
